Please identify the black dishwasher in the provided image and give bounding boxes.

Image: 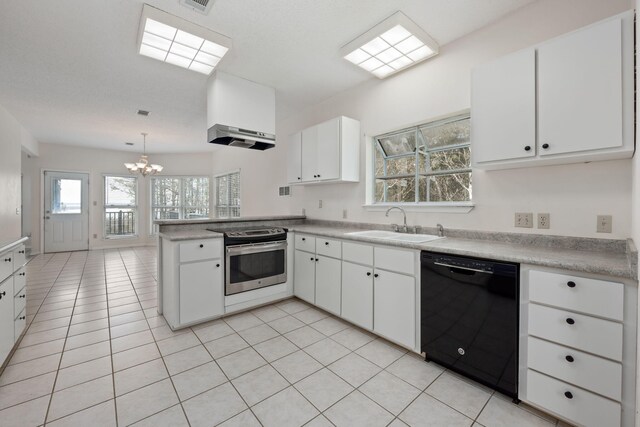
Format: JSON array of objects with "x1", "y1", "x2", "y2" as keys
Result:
[{"x1": 421, "y1": 251, "x2": 519, "y2": 399}]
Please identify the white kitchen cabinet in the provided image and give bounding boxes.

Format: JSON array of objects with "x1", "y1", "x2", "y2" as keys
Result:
[
  {"x1": 341, "y1": 261, "x2": 373, "y2": 329},
  {"x1": 294, "y1": 249, "x2": 316, "y2": 304},
  {"x1": 0, "y1": 277, "x2": 14, "y2": 364},
  {"x1": 161, "y1": 237, "x2": 224, "y2": 329},
  {"x1": 288, "y1": 116, "x2": 360, "y2": 184},
  {"x1": 373, "y1": 269, "x2": 415, "y2": 349},
  {"x1": 472, "y1": 11, "x2": 634, "y2": 170},
  {"x1": 287, "y1": 132, "x2": 303, "y2": 184},
  {"x1": 315, "y1": 256, "x2": 341, "y2": 315},
  {"x1": 471, "y1": 48, "x2": 536, "y2": 164}
]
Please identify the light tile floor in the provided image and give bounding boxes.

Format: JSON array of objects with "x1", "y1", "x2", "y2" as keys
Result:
[{"x1": 0, "y1": 247, "x2": 570, "y2": 427}]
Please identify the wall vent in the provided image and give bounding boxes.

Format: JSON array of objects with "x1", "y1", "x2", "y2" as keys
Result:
[
  {"x1": 279, "y1": 186, "x2": 291, "y2": 197},
  {"x1": 179, "y1": 0, "x2": 214, "y2": 15}
]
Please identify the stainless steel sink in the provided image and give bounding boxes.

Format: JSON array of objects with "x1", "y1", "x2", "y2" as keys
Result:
[{"x1": 345, "y1": 230, "x2": 443, "y2": 243}]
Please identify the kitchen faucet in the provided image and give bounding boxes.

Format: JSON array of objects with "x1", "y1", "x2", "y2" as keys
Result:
[{"x1": 385, "y1": 207, "x2": 407, "y2": 233}]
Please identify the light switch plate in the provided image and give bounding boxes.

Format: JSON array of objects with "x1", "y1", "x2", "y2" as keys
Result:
[
  {"x1": 537, "y1": 213, "x2": 550, "y2": 229},
  {"x1": 515, "y1": 212, "x2": 533, "y2": 228},
  {"x1": 597, "y1": 215, "x2": 612, "y2": 233}
]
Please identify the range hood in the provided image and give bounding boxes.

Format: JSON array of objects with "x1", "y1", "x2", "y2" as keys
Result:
[{"x1": 207, "y1": 72, "x2": 276, "y2": 150}]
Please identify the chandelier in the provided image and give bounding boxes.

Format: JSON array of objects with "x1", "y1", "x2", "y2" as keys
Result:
[{"x1": 124, "y1": 133, "x2": 163, "y2": 176}]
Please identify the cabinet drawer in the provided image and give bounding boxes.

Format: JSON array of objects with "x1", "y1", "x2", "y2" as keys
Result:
[
  {"x1": 526, "y1": 369, "x2": 620, "y2": 427},
  {"x1": 316, "y1": 238, "x2": 341, "y2": 259},
  {"x1": 527, "y1": 336, "x2": 621, "y2": 401},
  {"x1": 295, "y1": 234, "x2": 316, "y2": 253},
  {"x1": 529, "y1": 270, "x2": 623, "y2": 321},
  {"x1": 374, "y1": 247, "x2": 415, "y2": 275},
  {"x1": 13, "y1": 245, "x2": 26, "y2": 269},
  {"x1": 14, "y1": 309, "x2": 26, "y2": 340},
  {"x1": 0, "y1": 251, "x2": 12, "y2": 284},
  {"x1": 179, "y1": 239, "x2": 222, "y2": 263},
  {"x1": 528, "y1": 303, "x2": 622, "y2": 361},
  {"x1": 13, "y1": 267, "x2": 25, "y2": 296},
  {"x1": 14, "y1": 289, "x2": 26, "y2": 320},
  {"x1": 343, "y1": 242, "x2": 373, "y2": 265}
]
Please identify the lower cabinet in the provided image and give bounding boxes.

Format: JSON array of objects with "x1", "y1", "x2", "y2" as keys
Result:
[
  {"x1": 373, "y1": 269, "x2": 415, "y2": 349},
  {"x1": 341, "y1": 261, "x2": 373, "y2": 330},
  {"x1": 315, "y1": 256, "x2": 341, "y2": 315},
  {"x1": 0, "y1": 277, "x2": 14, "y2": 364},
  {"x1": 179, "y1": 260, "x2": 223, "y2": 325},
  {"x1": 294, "y1": 250, "x2": 316, "y2": 304}
]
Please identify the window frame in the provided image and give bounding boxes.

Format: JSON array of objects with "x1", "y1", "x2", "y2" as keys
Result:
[
  {"x1": 149, "y1": 175, "x2": 211, "y2": 235},
  {"x1": 370, "y1": 112, "x2": 473, "y2": 208},
  {"x1": 214, "y1": 170, "x2": 241, "y2": 219},
  {"x1": 103, "y1": 174, "x2": 139, "y2": 239}
]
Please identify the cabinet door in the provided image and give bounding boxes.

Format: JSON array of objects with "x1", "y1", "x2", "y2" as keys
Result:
[
  {"x1": 316, "y1": 118, "x2": 341, "y2": 181},
  {"x1": 341, "y1": 261, "x2": 373, "y2": 329},
  {"x1": 287, "y1": 132, "x2": 303, "y2": 184},
  {"x1": 538, "y1": 17, "x2": 622, "y2": 156},
  {"x1": 315, "y1": 256, "x2": 341, "y2": 315},
  {"x1": 294, "y1": 250, "x2": 316, "y2": 303},
  {"x1": 301, "y1": 126, "x2": 318, "y2": 182},
  {"x1": 471, "y1": 48, "x2": 536, "y2": 164},
  {"x1": 0, "y1": 251, "x2": 12, "y2": 284},
  {"x1": 0, "y1": 278, "x2": 14, "y2": 364},
  {"x1": 373, "y1": 270, "x2": 415, "y2": 349},
  {"x1": 179, "y1": 260, "x2": 223, "y2": 325}
]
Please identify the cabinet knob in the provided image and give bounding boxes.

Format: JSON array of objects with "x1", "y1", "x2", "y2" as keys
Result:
[
  {"x1": 374, "y1": 273, "x2": 379, "y2": 278},
  {"x1": 566, "y1": 318, "x2": 575, "y2": 325},
  {"x1": 366, "y1": 272, "x2": 371, "y2": 276},
  {"x1": 567, "y1": 281, "x2": 576, "y2": 288},
  {"x1": 565, "y1": 355, "x2": 574, "y2": 363},
  {"x1": 4, "y1": 258, "x2": 11, "y2": 262},
  {"x1": 317, "y1": 174, "x2": 321, "y2": 178},
  {"x1": 19, "y1": 273, "x2": 25, "y2": 276},
  {"x1": 310, "y1": 257, "x2": 314, "y2": 261},
  {"x1": 542, "y1": 143, "x2": 550, "y2": 149},
  {"x1": 298, "y1": 177, "x2": 301, "y2": 180},
  {"x1": 216, "y1": 264, "x2": 220, "y2": 268},
  {"x1": 315, "y1": 258, "x2": 319, "y2": 262},
  {"x1": 324, "y1": 242, "x2": 329, "y2": 246},
  {"x1": 302, "y1": 237, "x2": 306, "y2": 241},
  {"x1": 199, "y1": 244, "x2": 204, "y2": 248},
  {"x1": 0, "y1": 291, "x2": 5, "y2": 299},
  {"x1": 564, "y1": 391, "x2": 573, "y2": 399},
  {"x1": 19, "y1": 316, "x2": 25, "y2": 320},
  {"x1": 524, "y1": 145, "x2": 531, "y2": 151}
]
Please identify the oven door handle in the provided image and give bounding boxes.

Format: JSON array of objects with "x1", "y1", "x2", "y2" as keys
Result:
[{"x1": 226, "y1": 241, "x2": 287, "y2": 256}]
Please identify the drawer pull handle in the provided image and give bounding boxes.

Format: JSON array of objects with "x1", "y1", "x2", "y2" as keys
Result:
[
  {"x1": 216, "y1": 264, "x2": 220, "y2": 268},
  {"x1": 18, "y1": 250, "x2": 25, "y2": 254},
  {"x1": 4, "y1": 258, "x2": 11, "y2": 262},
  {"x1": 366, "y1": 272, "x2": 371, "y2": 276},
  {"x1": 199, "y1": 244, "x2": 204, "y2": 248},
  {"x1": 0, "y1": 291, "x2": 5, "y2": 299},
  {"x1": 564, "y1": 391, "x2": 573, "y2": 399},
  {"x1": 374, "y1": 273, "x2": 379, "y2": 278},
  {"x1": 19, "y1": 294, "x2": 25, "y2": 299},
  {"x1": 19, "y1": 316, "x2": 25, "y2": 320},
  {"x1": 567, "y1": 281, "x2": 576, "y2": 288},
  {"x1": 565, "y1": 355, "x2": 574, "y2": 363},
  {"x1": 19, "y1": 273, "x2": 25, "y2": 276},
  {"x1": 566, "y1": 318, "x2": 575, "y2": 325}
]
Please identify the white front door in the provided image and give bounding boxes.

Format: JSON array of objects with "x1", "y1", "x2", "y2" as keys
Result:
[{"x1": 44, "y1": 171, "x2": 89, "y2": 253}]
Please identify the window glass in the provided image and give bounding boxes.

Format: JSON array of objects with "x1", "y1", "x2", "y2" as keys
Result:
[
  {"x1": 51, "y1": 179, "x2": 82, "y2": 214},
  {"x1": 215, "y1": 172, "x2": 240, "y2": 218},
  {"x1": 374, "y1": 114, "x2": 471, "y2": 204},
  {"x1": 150, "y1": 176, "x2": 210, "y2": 233},
  {"x1": 104, "y1": 176, "x2": 137, "y2": 238}
]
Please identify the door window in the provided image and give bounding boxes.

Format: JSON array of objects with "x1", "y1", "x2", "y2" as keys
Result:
[{"x1": 51, "y1": 179, "x2": 82, "y2": 214}]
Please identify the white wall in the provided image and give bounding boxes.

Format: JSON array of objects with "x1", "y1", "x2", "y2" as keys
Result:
[
  {"x1": 272, "y1": 0, "x2": 634, "y2": 239},
  {"x1": 634, "y1": 0, "x2": 640, "y2": 252},
  {"x1": 22, "y1": 143, "x2": 215, "y2": 253},
  {"x1": 0, "y1": 103, "x2": 37, "y2": 243}
]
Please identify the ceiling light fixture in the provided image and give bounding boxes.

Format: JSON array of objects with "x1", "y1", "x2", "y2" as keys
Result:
[
  {"x1": 341, "y1": 11, "x2": 439, "y2": 79},
  {"x1": 138, "y1": 4, "x2": 231, "y2": 75},
  {"x1": 124, "y1": 133, "x2": 164, "y2": 176}
]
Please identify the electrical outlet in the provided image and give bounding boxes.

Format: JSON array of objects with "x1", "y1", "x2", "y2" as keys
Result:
[
  {"x1": 597, "y1": 215, "x2": 612, "y2": 233},
  {"x1": 537, "y1": 213, "x2": 550, "y2": 229},
  {"x1": 342, "y1": 209, "x2": 348, "y2": 219},
  {"x1": 515, "y1": 212, "x2": 533, "y2": 228},
  {"x1": 318, "y1": 200, "x2": 323, "y2": 208}
]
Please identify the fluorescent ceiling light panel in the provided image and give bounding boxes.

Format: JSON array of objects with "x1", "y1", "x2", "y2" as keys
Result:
[
  {"x1": 138, "y1": 4, "x2": 231, "y2": 76},
  {"x1": 341, "y1": 11, "x2": 439, "y2": 79}
]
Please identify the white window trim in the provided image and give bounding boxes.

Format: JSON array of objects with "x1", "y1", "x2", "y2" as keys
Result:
[
  {"x1": 366, "y1": 110, "x2": 474, "y2": 210},
  {"x1": 103, "y1": 174, "x2": 139, "y2": 239},
  {"x1": 149, "y1": 175, "x2": 211, "y2": 235},
  {"x1": 214, "y1": 169, "x2": 241, "y2": 218}
]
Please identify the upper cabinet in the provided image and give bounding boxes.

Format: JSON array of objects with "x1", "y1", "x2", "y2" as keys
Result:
[
  {"x1": 288, "y1": 116, "x2": 360, "y2": 184},
  {"x1": 472, "y1": 11, "x2": 634, "y2": 170}
]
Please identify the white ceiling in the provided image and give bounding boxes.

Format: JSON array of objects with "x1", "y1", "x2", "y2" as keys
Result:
[{"x1": 0, "y1": 0, "x2": 534, "y2": 153}]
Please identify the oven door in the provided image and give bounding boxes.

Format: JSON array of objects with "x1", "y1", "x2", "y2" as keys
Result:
[{"x1": 225, "y1": 241, "x2": 287, "y2": 296}]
